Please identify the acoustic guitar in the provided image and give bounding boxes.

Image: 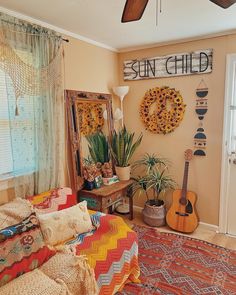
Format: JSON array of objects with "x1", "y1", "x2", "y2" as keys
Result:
[{"x1": 166, "y1": 149, "x2": 198, "y2": 233}]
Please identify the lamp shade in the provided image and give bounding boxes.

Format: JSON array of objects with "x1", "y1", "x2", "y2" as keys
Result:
[{"x1": 113, "y1": 86, "x2": 129, "y2": 101}]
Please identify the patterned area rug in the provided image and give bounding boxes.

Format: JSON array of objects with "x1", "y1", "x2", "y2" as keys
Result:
[{"x1": 119, "y1": 225, "x2": 236, "y2": 295}]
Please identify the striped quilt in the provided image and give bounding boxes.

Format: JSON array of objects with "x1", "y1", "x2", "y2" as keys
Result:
[{"x1": 66, "y1": 212, "x2": 140, "y2": 295}]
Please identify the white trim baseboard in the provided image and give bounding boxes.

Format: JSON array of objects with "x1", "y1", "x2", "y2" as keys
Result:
[
  {"x1": 198, "y1": 222, "x2": 219, "y2": 232},
  {"x1": 0, "y1": 6, "x2": 117, "y2": 52},
  {"x1": 133, "y1": 205, "x2": 219, "y2": 232}
]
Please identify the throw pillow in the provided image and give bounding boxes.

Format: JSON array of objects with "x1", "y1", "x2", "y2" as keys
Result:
[
  {"x1": 26, "y1": 187, "x2": 77, "y2": 214},
  {"x1": 0, "y1": 198, "x2": 33, "y2": 230},
  {"x1": 0, "y1": 213, "x2": 55, "y2": 287},
  {"x1": 38, "y1": 201, "x2": 94, "y2": 246}
]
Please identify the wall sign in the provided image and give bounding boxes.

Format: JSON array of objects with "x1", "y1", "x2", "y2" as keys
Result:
[{"x1": 123, "y1": 49, "x2": 213, "y2": 81}]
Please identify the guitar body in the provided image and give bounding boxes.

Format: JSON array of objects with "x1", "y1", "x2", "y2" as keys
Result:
[{"x1": 166, "y1": 189, "x2": 198, "y2": 233}]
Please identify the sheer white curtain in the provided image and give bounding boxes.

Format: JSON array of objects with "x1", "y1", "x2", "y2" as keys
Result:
[{"x1": 0, "y1": 12, "x2": 65, "y2": 198}]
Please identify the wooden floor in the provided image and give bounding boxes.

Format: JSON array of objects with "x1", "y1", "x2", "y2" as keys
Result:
[{"x1": 119, "y1": 210, "x2": 236, "y2": 251}]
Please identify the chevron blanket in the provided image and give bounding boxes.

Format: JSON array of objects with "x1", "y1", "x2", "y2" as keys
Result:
[{"x1": 66, "y1": 212, "x2": 140, "y2": 295}]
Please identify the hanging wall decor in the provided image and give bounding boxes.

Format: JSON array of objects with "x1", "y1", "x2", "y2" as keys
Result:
[
  {"x1": 77, "y1": 102, "x2": 104, "y2": 136},
  {"x1": 140, "y1": 86, "x2": 186, "y2": 134},
  {"x1": 194, "y1": 127, "x2": 207, "y2": 156},
  {"x1": 195, "y1": 80, "x2": 208, "y2": 120},
  {"x1": 193, "y1": 80, "x2": 208, "y2": 156}
]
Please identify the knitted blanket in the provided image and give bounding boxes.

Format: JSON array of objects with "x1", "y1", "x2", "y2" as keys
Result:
[{"x1": 0, "y1": 250, "x2": 98, "y2": 295}]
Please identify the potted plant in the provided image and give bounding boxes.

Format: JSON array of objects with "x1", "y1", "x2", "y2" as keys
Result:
[
  {"x1": 86, "y1": 131, "x2": 110, "y2": 164},
  {"x1": 82, "y1": 164, "x2": 95, "y2": 190},
  {"x1": 131, "y1": 153, "x2": 176, "y2": 227},
  {"x1": 86, "y1": 131, "x2": 115, "y2": 178},
  {"x1": 110, "y1": 126, "x2": 143, "y2": 181}
]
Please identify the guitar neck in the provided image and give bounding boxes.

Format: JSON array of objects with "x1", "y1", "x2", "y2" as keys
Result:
[{"x1": 181, "y1": 161, "x2": 189, "y2": 200}]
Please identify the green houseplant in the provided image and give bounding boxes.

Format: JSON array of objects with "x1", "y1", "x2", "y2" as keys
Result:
[
  {"x1": 86, "y1": 131, "x2": 110, "y2": 164},
  {"x1": 110, "y1": 126, "x2": 143, "y2": 180},
  {"x1": 131, "y1": 153, "x2": 176, "y2": 227}
]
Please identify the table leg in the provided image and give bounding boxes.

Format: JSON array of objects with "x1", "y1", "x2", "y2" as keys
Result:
[
  {"x1": 129, "y1": 196, "x2": 133, "y2": 220},
  {"x1": 108, "y1": 205, "x2": 113, "y2": 214}
]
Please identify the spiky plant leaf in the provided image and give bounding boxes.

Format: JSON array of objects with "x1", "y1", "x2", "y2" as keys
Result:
[
  {"x1": 86, "y1": 131, "x2": 110, "y2": 164},
  {"x1": 110, "y1": 126, "x2": 142, "y2": 167}
]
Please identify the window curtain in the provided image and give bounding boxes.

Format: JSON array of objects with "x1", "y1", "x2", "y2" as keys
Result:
[{"x1": 0, "y1": 12, "x2": 65, "y2": 198}]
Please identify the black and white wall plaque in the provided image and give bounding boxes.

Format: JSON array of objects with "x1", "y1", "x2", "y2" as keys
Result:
[{"x1": 123, "y1": 49, "x2": 213, "y2": 81}]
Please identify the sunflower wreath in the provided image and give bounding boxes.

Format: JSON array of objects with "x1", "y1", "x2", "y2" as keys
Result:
[
  {"x1": 77, "y1": 102, "x2": 104, "y2": 136},
  {"x1": 140, "y1": 86, "x2": 186, "y2": 134}
]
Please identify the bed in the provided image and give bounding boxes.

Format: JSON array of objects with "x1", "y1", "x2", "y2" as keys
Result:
[{"x1": 28, "y1": 187, "x2": 140, "y2": 294}]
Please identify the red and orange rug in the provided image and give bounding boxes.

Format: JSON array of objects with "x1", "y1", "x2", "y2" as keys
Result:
[{"x1": 119, "y1": 225, "x2": 236, "y2": 295}]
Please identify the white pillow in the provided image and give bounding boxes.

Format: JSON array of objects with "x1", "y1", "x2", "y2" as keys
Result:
[{"x1": 38, "y1": 201, "x2": 94, "y2": 245}]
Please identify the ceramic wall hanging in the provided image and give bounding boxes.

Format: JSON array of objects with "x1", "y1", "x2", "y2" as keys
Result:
[
  {"x1": 194, "y1": 127, "x2": 207, "y2": 156},
  {"x1": 195, "y1": 80, "x2": 208, "y2": 120},
  {"x1": 193, "y1": 80, "x2": 208, "y2": 156}
]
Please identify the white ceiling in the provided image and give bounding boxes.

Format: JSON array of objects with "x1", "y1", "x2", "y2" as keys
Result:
[{"x1": 0, "y1": 0, "x2": 236, "y2": 51}]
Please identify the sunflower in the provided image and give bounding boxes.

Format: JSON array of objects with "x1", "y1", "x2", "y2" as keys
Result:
[
  {"x1": 140, "y1": 86, "x2": 186, "y2": 135},
  {"x1": 77, "y1": 103, "x2": 104, "y2": 136}
]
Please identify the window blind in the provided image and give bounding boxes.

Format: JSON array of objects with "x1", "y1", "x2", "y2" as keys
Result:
[
  {"x1": 0, "y1": 69, "x2": 13, "y2": 177},
  {"x1": 0, "y1": 65, "x2": 35, "y2": 178}
]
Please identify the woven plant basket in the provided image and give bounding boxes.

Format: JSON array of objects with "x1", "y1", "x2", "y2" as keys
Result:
[{"x1": 142, "y1": 200, "x2": 166, "y2": 227}]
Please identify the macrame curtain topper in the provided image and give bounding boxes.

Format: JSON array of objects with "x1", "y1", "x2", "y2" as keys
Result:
[
  {"x1": 0, "y1": 15, "x2": 63, "y2": 116},
  {"x1": 140, "y1": 86, "x2": 186, "y2": 134}
]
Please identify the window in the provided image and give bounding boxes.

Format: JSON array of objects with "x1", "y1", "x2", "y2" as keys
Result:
[
  {"x1": 0, "y1": 68, "x2": 35, "y2": 180},
  {"x1": 0, "y1": 69, "x2": 13, "y2": 177}
]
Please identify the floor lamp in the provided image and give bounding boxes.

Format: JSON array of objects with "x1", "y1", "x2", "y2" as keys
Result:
[
  {"x1": 113, "y1": 86, "x2": 130, "y2": 214},
  {"x1": 112, "y1": 86, "x2": 129, "y2": 127}
]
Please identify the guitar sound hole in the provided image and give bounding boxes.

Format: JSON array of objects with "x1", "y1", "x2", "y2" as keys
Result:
[{"x1": 186, "y1": 200, "x2": 193, "y2": 214}]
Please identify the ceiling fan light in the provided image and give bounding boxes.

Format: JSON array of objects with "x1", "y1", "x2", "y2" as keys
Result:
[
  {"x1": 209, "y1": 0, "x2": 236, "y2": 8},
  {"x1": 122, "y1": 0, "x2": 149, "y2": 23}
]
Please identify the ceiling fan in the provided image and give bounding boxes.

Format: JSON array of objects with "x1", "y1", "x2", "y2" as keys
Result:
[{"x1": 121, "y1": 0, "x2": 236, "y2": 23}]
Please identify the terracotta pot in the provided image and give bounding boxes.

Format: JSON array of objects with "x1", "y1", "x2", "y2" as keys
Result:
[
  {"x1": 115, "y1": 165, "x2": 131, "y2": 181},
  {"x1": 142, "y1": 200, "x2": 166, "y2": 227}
]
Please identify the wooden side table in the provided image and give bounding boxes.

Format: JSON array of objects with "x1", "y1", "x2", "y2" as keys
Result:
[{"x1": 78, "y1": 179, "x2": 134, "y2": 220}]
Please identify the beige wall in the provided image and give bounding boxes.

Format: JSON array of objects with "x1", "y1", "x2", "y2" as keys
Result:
[
  {"x1": 63, "y1": 36, "x2": 119, "y2": 188},
  {"x1": 118, "y1": 34, "x2": 236, "y2": 226},
  {"x1": 0, "y1": 36, "x2": 119, "y2": 204},
  {"x1": 64, "y1": 36, "x2": 119, "y2": 93}
]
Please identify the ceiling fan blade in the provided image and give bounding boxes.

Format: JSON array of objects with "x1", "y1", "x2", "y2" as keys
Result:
[
  {"x1": 209, "y1": 0, "x2": 236, "y2": 8},
  {"x1": 122, "y1": 0, "x2": 149, "y2": 23}
]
